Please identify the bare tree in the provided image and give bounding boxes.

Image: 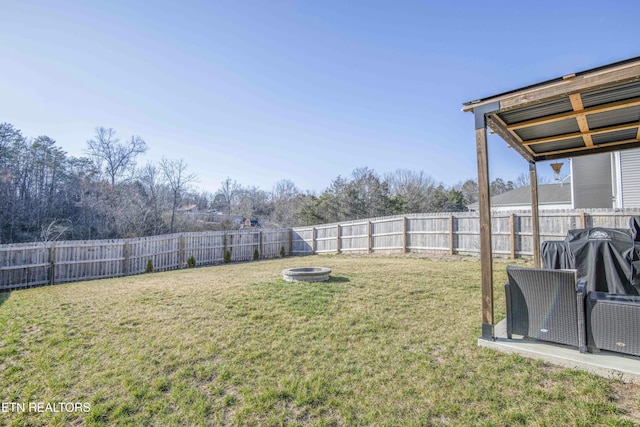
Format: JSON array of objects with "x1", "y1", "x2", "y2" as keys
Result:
[
  {"x1": 457, "y1": 179, "x2": 478, "y2": 206},
  {"x1": 236, "y1": 186, "x2": 270, "y2": 222},
  {"x1": 86, "y1": 127, "x2": 147, "y2": 186},
  {"x1": 515, "y1": 172, "x2": 551, "y2": 187},
  {"x1": 348, "y1": 167, "x2": 390, "y2": 218},
  {"x1": 159, "y1": 157, "x2": 197, "y2": 233},
  {"x1": 385, "y1": 169, "x2": 436, "y2": 213},
  {"x1": 216, "y1": 177, "x2": 239, "y2": 214},
  {"x1": 270, "y1": 179, "x2": 301, "y2": 227},
  {"x1": 40, "y1": 219, "x2": 71, "y2": 242},
  {"x1": 137, "y1": 162, "x2": 168, "y2": 235},
  {"x1": 514, "y1": 173, "x2": 529, "y2": 188}
]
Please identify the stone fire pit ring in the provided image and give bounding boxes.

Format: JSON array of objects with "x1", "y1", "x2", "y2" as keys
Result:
[{"x1": 282, "y1": 267, "x2": 332, "y2": 283}]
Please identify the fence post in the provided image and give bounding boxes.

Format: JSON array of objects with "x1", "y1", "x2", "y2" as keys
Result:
[
  {"x1": 449, "y1": 214, "x2": 455, "y2": 256},
  {"x1": 580, "y1": 211, "x2": 587, "y2": 228},
  {"x1": 49, "y1": 243, "x2": 56, "y2": 286},
  {"x1": 367, "y1": 221, "x2": 372, "y2": 254},
  {"x1": 336, "y1": 224, "x2": 341, "y2": 254},
  {"x1": 123, "y1": 242, "x2": 130, "y2": 276},
  {"x1": 311, "y1": 227, "x2": 317, "y2": 255},
  {"x1": 221, "y1": 232, "x2": 229, "y2": 262},
  {"x1": 178, "y1": 234, "x2": 186, "y2": 269},
  {"x1": 223, "y1": 232, "x2": 228, "y2": 261},
  {"x1": 402, "y1": 217, "x2": 408, "y2": 253},
  {"x1": 509, "y1": 213, "x2": 517, "y2": 259},
  {"x1": 259, "y1": 230, "x2": 263, "y2": 259},
  {"x1": 289, "y1": 229, "x2": 293, "y2": 257}
]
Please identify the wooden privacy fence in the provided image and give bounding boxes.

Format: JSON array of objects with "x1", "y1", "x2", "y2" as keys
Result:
[
  {"x1": 3, "y1": 209, "x2": 640, "y2": 291},
  {"x1": 0, "y1": 229, "x2": 292, "y2": 291},
  {"x1": 292, "y1": 209, "x2": 640, "y2": 257}
]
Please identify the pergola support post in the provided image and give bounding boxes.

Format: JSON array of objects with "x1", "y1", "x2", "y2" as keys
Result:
[
  {"x1": 475, "y1": 102, "x2": 498, "y2": 341},
  {"x1": 529, "y1": 162, "x2": 541, "y2": 268}
]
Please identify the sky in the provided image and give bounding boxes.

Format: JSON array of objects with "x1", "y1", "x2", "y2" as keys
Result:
[{"x1": 1, "y1": 0, "x2": 639, "y2": 194}]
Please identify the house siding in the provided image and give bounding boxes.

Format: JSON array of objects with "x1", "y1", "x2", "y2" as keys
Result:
[
  {"x1": 620, "y1": 148, "x2": 640, "y2": 208},
  {"x1": 571, "y1": 153, "x2": 613, "y2": 209}
]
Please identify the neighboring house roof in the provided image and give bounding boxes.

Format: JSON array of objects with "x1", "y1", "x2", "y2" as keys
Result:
[{"x1": 468, "y1": 183, "x2": 572, "y2": 210}]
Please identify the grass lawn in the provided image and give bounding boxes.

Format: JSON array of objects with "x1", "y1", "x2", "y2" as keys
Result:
[{"x1": 1, "y1": 254, "x2": 639, "y2": 426}]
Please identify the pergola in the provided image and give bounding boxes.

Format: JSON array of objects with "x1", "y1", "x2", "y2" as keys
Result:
[{"x1": 462, "y1": 56, "x2": 640, "y2": 341}]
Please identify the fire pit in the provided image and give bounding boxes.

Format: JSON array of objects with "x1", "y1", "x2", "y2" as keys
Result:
[{"x1": 282, "y1": 267, "x2": 332, "y2": 283}]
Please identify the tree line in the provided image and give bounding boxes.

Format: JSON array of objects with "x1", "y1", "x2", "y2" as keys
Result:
[{"x1": 0, "y1": 122, "x2": 525, "y2": 244}]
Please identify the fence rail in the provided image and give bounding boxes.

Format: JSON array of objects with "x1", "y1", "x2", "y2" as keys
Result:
[
  {"x1": 0, "y1": 229, "x2": 292, "y2": 291},
  {"x1": 291, "y1": 209, "x2": 640, "y2": 258},
  {"x1": 3, "y1": 209, "x2": 640, "y2": 291}
]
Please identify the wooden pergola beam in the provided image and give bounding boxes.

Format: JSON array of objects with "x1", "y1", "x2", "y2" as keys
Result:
[
  {"x1": 569, "y1": 93, "x2": 594, "y2": 148},
  {"x1": 486, "y1": 115, "x2": 535, "y2": 162}
]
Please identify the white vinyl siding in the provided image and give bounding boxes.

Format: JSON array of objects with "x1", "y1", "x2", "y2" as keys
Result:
[
  {"x1": 620, "y1": 148, "x2": 640, "y2": 208},
  {"x1": 571, "y1": 153, "x2": 613, "y2": 209}
]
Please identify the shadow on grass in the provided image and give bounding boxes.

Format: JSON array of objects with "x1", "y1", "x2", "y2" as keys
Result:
[
  {"x1": 0, "y1": 291, "x2": 10, "y2": 308},
  {"x1": 327, "y1": 276, "x2": 350, "y2": 284}
]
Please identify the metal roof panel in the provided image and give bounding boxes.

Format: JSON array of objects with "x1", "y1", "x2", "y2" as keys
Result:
[
  {"x1": 592, "y1": 129, "x2": 638, "y2": 145},
  {"x1": 499, "y1": 98, "x2": 573, "y2": 125},
  {"x1": 581, "y1": 81, "x2": 640, "y2": 108},
  {"x1": 586, "y1": 106, "x2": 640, "y2": 129},
  {"x1": 514, "y1": 118, "x2": 580, "y2": 141},
  {"x1": 529, "y1": 137, "x2": 585, "y2": 154}
]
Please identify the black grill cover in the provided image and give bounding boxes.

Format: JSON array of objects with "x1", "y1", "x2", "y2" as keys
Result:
[
  {"x1": 566, "y1": 228, "x2": 638, "y2": 295},
  {"x1": 630, "y1": 216, "x2": 640, "y2": 241},
  {"x1": 541, "y1": 240, "x2": 571, "y2": 270}
]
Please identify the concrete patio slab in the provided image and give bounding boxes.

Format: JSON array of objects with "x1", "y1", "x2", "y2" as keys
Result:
[{"x1": 478, "y1": 319, "x2": 640, "y2": 382}]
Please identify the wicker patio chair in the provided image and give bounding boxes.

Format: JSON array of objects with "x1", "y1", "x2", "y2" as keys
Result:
[
  {"x1": 631, "y1": 216, "x2": 640, "y2": 291},
  {"x1": 505, "y1": 266, "x2": 586, "y2": 352},
  {"x1": 586, "y1": 291, "x2": 640, "y2": 357}
]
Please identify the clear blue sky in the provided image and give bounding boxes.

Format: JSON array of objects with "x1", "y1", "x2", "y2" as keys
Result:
[{"x1": 1, "y1": 0, "x2": 639, "y2": 193}]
